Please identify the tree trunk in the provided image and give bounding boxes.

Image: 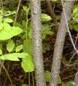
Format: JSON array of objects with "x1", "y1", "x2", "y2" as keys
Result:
[
  {"x1": 30, "y1": 0, "x2": 46, "y2": 86},
  {"x1": 50, "y1": 1, "x2": 75, "y2": 86}
]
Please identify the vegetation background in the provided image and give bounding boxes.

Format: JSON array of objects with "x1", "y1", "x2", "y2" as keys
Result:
[{"x1": 0, "y1": 0, "x2": 78, "y2": 86}]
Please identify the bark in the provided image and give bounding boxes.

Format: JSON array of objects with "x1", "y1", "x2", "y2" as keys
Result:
[
  {"x1": 30, "y1": 0, "x2": 46, "y2": 86},
  {"x1": 50, "y1": 1, "x2": 75, "y2": 86},
  {"x1": 74, "y1": 71, "x2": 78, "y2": 86}
]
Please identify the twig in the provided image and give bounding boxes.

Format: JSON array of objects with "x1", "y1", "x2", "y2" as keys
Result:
[
  {"x1": 32, "y1": 72, "x2": 35, "y2": 86},
  {"x1": 28, "y1": 73, "x2": 31, "y2": 86},
  {"x1": 61, "y1": 0, "x2": 78, "y2": 54},
  {"x1": 69, "y1": 34, "x2": 78, "y2": 63},
  {"x1": 14, "y1": 0, "x2": 22, "y2": 24},
  {"x1": 2, "y1": 64, "x2": 13, "y2": 86}
]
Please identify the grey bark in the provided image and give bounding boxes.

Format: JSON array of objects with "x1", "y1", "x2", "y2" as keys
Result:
[
  {"x1": 74, "y1": 71, "x2": 78, "y2": 86},
  {"x1": 30, "y1": 0, "x2": 46, "y2": 86},
  {"x1": 50, "y1": 1, "x2": 75, "y2": 86}
]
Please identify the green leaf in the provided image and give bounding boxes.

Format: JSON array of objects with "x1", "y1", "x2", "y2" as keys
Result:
[
  {"x1": 44, "y1": 71, "x2": 61, "y2": 83},
  {"x1": 3, "y1": 22, "x2": 11, "y2": 29},
  {"x1": 41, "y1": 13, "x2": 51, "y2": 22},
  {"x1": 72, "y1": 5, "x2": 78, "y2": 22},
  {"x1": 23, "y1": 6, "x2": 29, "y2": 13},
  {"x1": 0, "y1": 53, "x2": 29, "y2": 61},
  {"x1": 28, "y1": 25, "x2": 32, "y2": 39},
  {"x1": 45, "y1": 71, "x2": 51, "y2": 82},
  {"x1": 42, "y1": 24, "x2": 54, "y2": 39},
  {"x1": 16, "y1": 44, "x2": 23, "y2": 52},
  {"x1": 21, "y1": 54, "x2": 34, "y2": 72},
  {"x1": 0, "y1": 23, "x2": 23, "y2": 40},
  {"x1": 0, "y1": 23, "x2": 3, "y2": 31},
  {"x1": 72, "y1": 5, "x2": 78, "y2": 15},
  {"x1": 0, "y1": 15, "x2": 3, "y2": 23},
  {"x1": 4, "y1": 11, "x2": 16, "y2": 17},
  {"x1": 0, "y1": 53, "x2": 20, "y2": 61},
  {"x1": 4, "y1": 18, "x2": 13, "y2": 23},
  {"x1": 0, "y1": 49, "x2": 2, "y2": 55},
  {"x1": 23, "y1": 39, "x2": 32, "y2": 55},
  {"x1": 65, "y1": 81, "x2": 73, "y2": 86},
  {"x1": 11, "y1": 26, "x2": 23, "y2": 37},
  {"x1": 7, "y1": 39, "x2": 15, "y2": 52}
]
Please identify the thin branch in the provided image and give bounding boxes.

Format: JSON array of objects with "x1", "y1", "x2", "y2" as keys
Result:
[
  {"x1": 2, "y1": 64, "x2": 13, "y2": 86},
  {"x1": 14, "y1": 0, "x2": 22, "y2": 24},
  {"x1": 61, "y1": 0, "x2": 78, "y2": 54},
  {"x1": 69, "y1": 34, "x2": 78, "y2": 63}
]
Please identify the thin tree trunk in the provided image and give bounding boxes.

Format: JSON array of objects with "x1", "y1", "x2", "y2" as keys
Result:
[
  {"x1": 30, "y1": 0, "x2": 46, "y2": 86},
  {"x1": 50, "y1": 1, "x2": 75, "y2": 86}
]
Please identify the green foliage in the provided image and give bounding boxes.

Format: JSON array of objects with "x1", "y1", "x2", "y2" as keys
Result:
[
  {"x1": 0, "y1": 53, "x2": 27, "y2": 61},
  {"x1": 42, "y1": 24, "x2": 54, "y2": 39},
  {"x1": 4, "y1": 18, "x2": 13, "y2": 23},
  {"x1": 23, "y1": 39, "x2": 32, "y2": 55},
  {"x1": 44, "y1": 71, "x2": 61, "y2": 84},
  {"x1": 72, "y1": 5, "x2": 78, "y2": 22},
  {"x1": 23, "y1": 6, "x2": 30, "y2": 15},
  {"x1": 0, "y1": 1, "x2": 77, "y2": 85},
  {"x1": 0, "y1": 52, "x2": 34, "y2": 72},
  {"x1": 7, "y1": 39, "x2": 15, "y2": 52},
  {"x1": 0, "y1": 8, "x2": 34, "y2": 73},
  {"x1": 0, "y1": 1, "x2": 54, "y2": 74},
  {"x1": 0, "y1": 25, "x2": 23, "y2": 40},
  {"x1": 62, "y1": 81, "x2": 73, "y2": 86},
  {"x1": 15, "y1": 44, "x2": 23, "y2": 52},
  {"x1": 70, "y1": 4, "x2": 78, "y2": 32},
  {"x1": 0, "y1": 21, "x2": 23, "y2": 40},
  {"x1": 4, "y1": 11, "x2": 16, "y2": 17},
  {"x1": 0, "y1": 9, "x2": 23, "y2": 40},
  {"x1": 21, "y1": 54, "x2": 34, "y2": 72},
  {"x1": 41, "y1": 13, "x2": 51, "y2": 22},
  {"x1": 45, "y1": 71, "x2": 51, "y2": 82},
  {"x1": 0, "y1": 49, "x2": 2, "y2": 55}
]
